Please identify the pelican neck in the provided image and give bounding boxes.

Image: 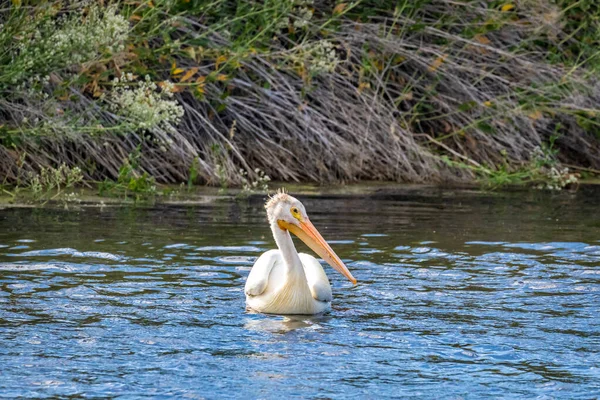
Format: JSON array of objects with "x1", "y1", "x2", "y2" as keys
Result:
[{"x1": 271, "y1": 222, "x2": 306, "y2": 280}]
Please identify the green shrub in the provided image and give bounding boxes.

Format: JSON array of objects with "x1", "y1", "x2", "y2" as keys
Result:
[{"x1": 98, "y1": 149, "x2": 157, "y2": 201}]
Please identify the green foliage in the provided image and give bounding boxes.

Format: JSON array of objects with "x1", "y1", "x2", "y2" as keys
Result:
[
  {"x1": 1, "y1": 163, "x2": 84, "y2": 204},
  {"x1": 442, "y1": 137, "x2": 580, "y2": 190},
  {"x1": 187, "y1": 157, "x2": 200, "y2": 189},
  {"x1": 98, "y1": 148, "x2": 157, "y2": 201},
  {"x1": 0, "y1": 2, "x2": 182, "y2": 140},
  {"x1": 0, "y1": 4, "x2": 128, "y2": 88},
  {"x1": 171, "y1": 0, "x2": 314, "y2": 50},
  {"x1": 556, "y1": 0, "x2": 600, "y2": 70}
]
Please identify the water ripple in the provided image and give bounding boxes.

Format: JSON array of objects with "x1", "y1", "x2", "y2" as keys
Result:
[
  {"x1": 12, "y1": 248, "x2": 124, "y2": 261},
  {"x1": 0, "y1": 195, "x2": 599, "y2": 398}
]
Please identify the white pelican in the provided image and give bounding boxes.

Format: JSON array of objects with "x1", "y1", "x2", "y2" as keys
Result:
[{"x1": 245, "y1": 191, "x2": 356, "y2": 315}]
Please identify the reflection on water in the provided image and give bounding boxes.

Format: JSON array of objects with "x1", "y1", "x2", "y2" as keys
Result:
[
  {"x1": 0, "y1": 186, "x2": 599, "y2": 398},
  {"x1": 244, "y1": 315, "x2": 330, "y2": 334}
]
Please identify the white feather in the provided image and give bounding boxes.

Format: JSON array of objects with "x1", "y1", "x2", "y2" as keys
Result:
[{"x1": 245, "y1": 250, "x2": 332, "y2": 315}]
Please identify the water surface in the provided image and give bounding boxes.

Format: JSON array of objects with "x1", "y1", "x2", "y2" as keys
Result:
[{"x1": 1, "y1": 187, "x2": 599, "y2": 398}]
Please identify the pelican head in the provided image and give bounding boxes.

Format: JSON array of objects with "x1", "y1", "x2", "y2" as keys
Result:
[{"x1": 265, "y1": 191, "x2": 357, "y2": 284}]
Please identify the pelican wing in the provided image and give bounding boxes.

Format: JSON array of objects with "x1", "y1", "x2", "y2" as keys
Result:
[
  {"x1": 245, "y1": 250, "x2": 280, "y2": 296},
  {"x1": 299, "y1": 253, "x2": 333, "y2": 303}
]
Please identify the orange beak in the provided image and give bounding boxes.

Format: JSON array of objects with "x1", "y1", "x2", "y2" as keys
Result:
[{"x1": 278, "y1": 218, "x2": 357, "y2": 285}]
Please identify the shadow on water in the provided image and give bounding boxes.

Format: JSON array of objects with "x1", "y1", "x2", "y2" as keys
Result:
[{"x1": 0, "y1": 186, "x2": 599, "y2": 398}]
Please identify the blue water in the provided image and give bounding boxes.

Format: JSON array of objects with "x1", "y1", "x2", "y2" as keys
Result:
[{"x1": 0, "y1": 187, "x2": 599, "y2": 398}]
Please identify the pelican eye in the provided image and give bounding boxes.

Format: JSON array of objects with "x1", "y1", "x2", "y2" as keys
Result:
[{"x1": 290, "y1": 207, "x2": 302, "y2": 220}]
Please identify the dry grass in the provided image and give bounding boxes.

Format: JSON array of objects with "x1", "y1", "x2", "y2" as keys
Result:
[{"x1": 1, "y1": 0, "x2": 599, "y2": 187}]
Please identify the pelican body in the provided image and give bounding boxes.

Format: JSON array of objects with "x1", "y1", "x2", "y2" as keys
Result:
[{"x1": 245, "y1": 191, "x2": 356, "y2": 315}]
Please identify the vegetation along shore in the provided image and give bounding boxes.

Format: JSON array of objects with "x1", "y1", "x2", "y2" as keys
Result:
[{"x1": 1, "y1": 0, "x2": 600, "y2": 201}]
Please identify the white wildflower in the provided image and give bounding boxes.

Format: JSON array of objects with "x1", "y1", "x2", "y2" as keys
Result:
[
  {"x1": 293, "y1": 7, "x2": 313, "y2": 29},
  {"x1": 275, "y1": 17, "x2": 290, "y2": 30},
  {"x1": 530, "y1": 145, "x2": 579, "y2": 190},
  {"x1": 107, "y1": 75, "x2": 184, "y2": 131},
  {"x1": 303, "y1": 40, "x2": 339, "y2": 75},
  {"x1": 240, "y1": 168, "x2": 271, "y2": 194},
  {"x1": 14, "y1": 5, "x2": 129, "y2": 82}
]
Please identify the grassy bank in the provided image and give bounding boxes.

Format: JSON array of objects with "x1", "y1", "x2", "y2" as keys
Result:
[{"x1": 1, "y1": 0, "x2": 599, "y2": 192}]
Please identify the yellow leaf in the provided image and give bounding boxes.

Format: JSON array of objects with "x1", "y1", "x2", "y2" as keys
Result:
[
  {"x1": 172, "y1": 68, "x2": 184, "y2": 76},
  {"x1": 428, "y1": 54, "x2": 447, "y2": 72},
  {"x1": 129, "y1": 14, "x2": 141, "y2": 22},
  {"x1": 357, "y1": 82, "x2": 370, "y2": 93},
  {"x1": 333, "y1": 3, "x2": 347, "y2": 15},
  {"x1": 474, "y1": 34, "x2": 491, "y2": 45},
  {"x1": 215, "y1": 55, "x2": 227, "y2": 69},
  {"x1": 11, "y1": 0, "x2": 22, "y2": 6},
  {"x1": 528, "y1": 110, "x2": 543, "y2": 120},
  {"x1": 501, "y1": 4, "x2": 514, "y2": 12},
  {"x1": 197, "y1": 86, "x2": 204, "y2": 95},
  {"x1": 180, "y1": 67, "x2": 199, "y2": 83},
  {"x1": 196, "y1": 76, "x2": 206, "y2": 84},
  {"x1": 216, "y1": 74, "x2": 228, "y2": 82},
  {"x1": 483, "y1": 101, "x2": 492, "y2": 107},
  {"x1": 184, "y1": 47, "x2": 196, "y2": 60}
]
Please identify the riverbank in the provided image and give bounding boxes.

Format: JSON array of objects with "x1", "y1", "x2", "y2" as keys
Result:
[
  {"x1": 2, "y1": 1, "x2": 599, "y2": 189},
  {"x1": 2, "y1": 180, "x2": 599, "y2": 209}
]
